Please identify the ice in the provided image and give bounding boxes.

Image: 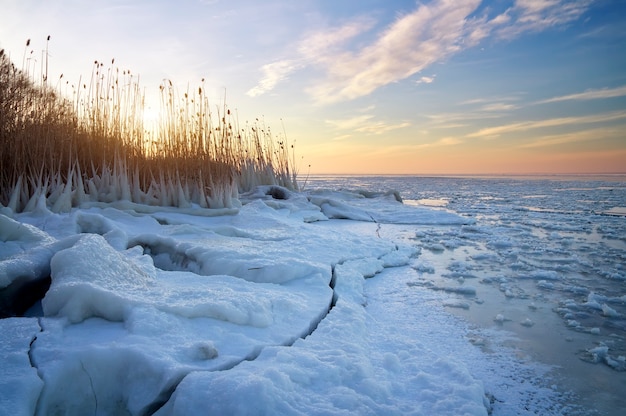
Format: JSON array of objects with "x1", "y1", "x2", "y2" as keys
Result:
[
  {"x1": 493, "y1": 314, "x2": 507, "y2": 324},
  {"x1": 0, "y1": 213, "x2": 88, "y2": 317},
  {"x1": 520, "y1": 318, "x2": 535, "y2": 327},
  {"x1": 44, "y1": 232, "x2": 333, "y2": 328},
  {"x1": 157, "y1": 265, "x2": 489, "y2": 416},
  {"x1": 0, "y1": 318, "x2": 43, "y2": 416},
  {"x1": 583, "y1": 345, "x2": 626, "y2": 371},
  {"x1": 444, "y1": 299, "x2": 471, "y2": 310},
  {"x1": 5, "y1": 187, "x2": 437, "y2": 415},
  {"x1": 604, "y1": 207, "x2": 626, "y2": 216},
  {"x1": 2, "y1": 177, "x2": 625, "y2": 415},
  {"x1": 43, "y1": 233, "x2": 155, "y2": 323},
  {"x1": 0, "y1": 214, "x2": 55, "y2": 251},
  {"x1": 601, "y1": 303, "x2": 620, "y2": 318},
  {"x1": 308, "y1": 189, "x2": 472, "y2": 225},
  {"x1": 0, "y1": 214, "x2": 56, "y2": 288}
]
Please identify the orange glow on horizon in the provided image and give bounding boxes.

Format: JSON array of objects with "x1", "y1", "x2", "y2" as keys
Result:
[{"x1": 301, "y1": 145, "x2": 626, "y2": 175}]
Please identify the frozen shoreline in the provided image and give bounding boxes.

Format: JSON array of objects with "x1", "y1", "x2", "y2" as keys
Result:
[{"x1": 0, "y1": 185, "x2": 612, "y2": 415}]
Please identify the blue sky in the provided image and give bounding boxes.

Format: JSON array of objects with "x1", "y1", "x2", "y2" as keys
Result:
[{"x1": 2, "y1": 0, "x2": 625, "y2": 174}]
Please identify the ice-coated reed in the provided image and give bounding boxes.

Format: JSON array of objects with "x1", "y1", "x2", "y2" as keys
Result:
[{"x1": 0, "y1": 39, "x2": 298, "y2": 213}]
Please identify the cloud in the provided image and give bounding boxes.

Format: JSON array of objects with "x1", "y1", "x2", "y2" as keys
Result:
[
  {"x1": 495, "y1": 0, "x2": 592, "y2": 38},
  {"x1": 326, "y1": 114, "x2": 410, "y2": 135},
  {"x1": 330, "y1": 134, "x2": 353, "y2": 141},
  {"x1": 306, "y1": 0, "x2": 482, "y2": 104},
  {"x1": 467, "y1": 110, "x2": 626, "y2": 139},
  {"x1": 417, "y1": 75, "x2": 436, "y2": 84},
  {"x1": 519, "y1": 127, "x2": 624, "y2": 148},
  {"x1": 247, "y1": 0, "x2": 593, "y2": 103},
  {"x1": 536, "y1": 85, "x2": 626, "y2": 104},
  {"x1": 297, "y1": 17, "x2": 376, "y2": 60},
  {"x1": 246, "y1": 60, "x2": 301, "y2": 97},
  {"x1": 355, "y1": 121, "x2": 411, "y2": 135},
  {"x1": 437, "y1": 137, "x2": 463, "y2": 146},
  {"x1": 325, "y1": 115, "x2": 375, "y2": 130},
  {"x1": 425, "y1": 107, "x2": 510, "y2": 128},
  {"x1": 480, "y1": 103, "x2": 519, "y2": 111},
  {"x1": 378, "y1": 137, "x2": 464, "y2": 153}
]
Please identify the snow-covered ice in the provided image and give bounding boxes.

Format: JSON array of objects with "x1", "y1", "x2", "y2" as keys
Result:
[{"x1": 1, "y1": 176, "x2": 624, "y2": 415}]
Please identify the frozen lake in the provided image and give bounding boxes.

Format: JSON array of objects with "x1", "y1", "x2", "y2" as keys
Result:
[
  {"x1": 308, "y1": 174, "x2": 626, "y2": 415},
  {"x1": 1, "y1": 175, "x2": 624, "y2": 415}
]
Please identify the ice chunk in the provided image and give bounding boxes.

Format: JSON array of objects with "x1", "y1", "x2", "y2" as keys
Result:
[
  {"x1": 494, "y1": 314, "x2": 507, "y2": 323},
  {"x1": 601, "y1": 303, "x2": 620, "y2": 318},
  {"x1": 433, "y1": 285, "x2": 477, "y2": 295},
  {"x1": 0, "y1": 214, "x2": 57, "y2": 289},
  {"x1": 43, "y1": 234, "x2": 154, "y2": 323},
  {"x1": 379, "y1": 244, "x2": 417, "y2": 267},
  {"x1": 584, "y1": 344, "x2": 626, "y2": 371},
  {"x1": 1, "y1": 226, "x2": 83, "y2": 317},
  {"x1": 413, "y1": 261, "x2": 435, "y2": 274},
  {"x1": 444, "y1": 299, "x2": 471, "y2": 310},
  {"x1": 0, "y1": 213, "x2": 55, "y2": 250},
  {"x1": 0, "y1": 235, "x2": 81, "y2": 288},
  {"x1": 240, "y1": 186, "x2": 327, "y2": 223},
  {"x1": 308, "y1": 189, "x2": 472, "y2": 225},
  {"x1": 526, "y1": 270, "x2": 560, "y2": 280}
]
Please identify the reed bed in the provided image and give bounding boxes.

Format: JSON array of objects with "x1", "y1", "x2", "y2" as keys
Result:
[{"x1": 0, "y1": 39, "x2": 298, "y2": 213}]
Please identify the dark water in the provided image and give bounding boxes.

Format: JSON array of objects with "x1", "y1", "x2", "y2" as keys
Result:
[{"x1": 307, "y1": 174, "x2": 626, "y2": 416}]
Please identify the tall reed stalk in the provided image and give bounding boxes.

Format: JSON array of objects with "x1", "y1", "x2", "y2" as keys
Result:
[{"x1": 0, "y1": 39, "x2": 298, "y2": 213}]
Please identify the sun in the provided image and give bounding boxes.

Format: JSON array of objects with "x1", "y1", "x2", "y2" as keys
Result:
[{"x1": 143, "y1": 105, "x2": 161, "y2": 130}]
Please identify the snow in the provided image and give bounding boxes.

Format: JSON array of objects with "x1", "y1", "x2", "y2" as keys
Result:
[
  {"x1": 0, "y1": 318, "x2": 43, "y2": 416},
  {"x1": 1, "y1": 178, "x2": 623, "y2": 415}
]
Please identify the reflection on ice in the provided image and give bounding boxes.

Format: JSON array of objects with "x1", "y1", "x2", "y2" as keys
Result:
[{"x1": 404, "y1": 198, "x2": 449, "y2": 207}]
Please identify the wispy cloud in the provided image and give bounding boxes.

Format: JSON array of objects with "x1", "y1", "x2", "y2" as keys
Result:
[
  {"x1": 325, "y1": 115, "x2": 375, "y2": 130},
  {"x1": 375, "y1": 137, "x2": 464, "y2": 154},
  {"x1": 459, "y1": 94, "x2": 524, "y2": 106},
  {"x1": 306, "y1": 0, "x2": 482, "y2": 104},
  {"x1": 247, "y1": 0, "x2": 593, "y2": 104},
  {"x1": 425, "y1": 102, "x2": 517, "y2": 128},
  {"x1": 355, "y1": 121, "x2": 411, "y2": 135},
  {"x1": 297, "y1": 17, "x2": 376, "y2": 61},
  {"x1": 246, "y1": 60, "x2": 301, "y2": 97},
  {"x1": 519, "y1": 127, "x2": 624, "y2": 148},
  {"x1": 326, "y1": 114, "x2": 410, "y2": 135},
  {"x1": 432, "y1": 137, "x2": 463, "y2": 146},
  {"x1": 467, "y1": 110, "x2": 626, "y2": 139},
  {"x1": 330, "y1": 134, "x2": 353, "y2": 142},
  {"x1": 479, "y1": 102, "x2": 519, "y2": 112},
  {"x1": 424, "y1": 112, "x2": 497, "y2": 130},
  {"x1": 496, "y1": 0, "x2": 592, "y2": 38},
  {"x1": 417, "y1": 75, "x2": 436, "y2": 84},
  {"x1": 536, "y1": 85, "x2": 626, "y2": 104}
]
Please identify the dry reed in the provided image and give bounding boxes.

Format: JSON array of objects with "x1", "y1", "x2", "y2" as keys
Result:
[{"x1": 0, "y1": 38, "x2": 298, "y2": 213}]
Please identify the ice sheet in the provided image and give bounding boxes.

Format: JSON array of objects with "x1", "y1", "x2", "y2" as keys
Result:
[{"x1": 3, "y1": 179, "x2": 620, "y2": 415}]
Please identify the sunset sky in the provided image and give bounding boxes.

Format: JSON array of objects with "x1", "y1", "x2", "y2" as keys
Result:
[{"x1": 2, "y1": 0, "x2": 625, "y2": 174}]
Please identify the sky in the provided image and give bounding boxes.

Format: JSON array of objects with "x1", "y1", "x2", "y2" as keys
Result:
[{"x1": 1, "y1": 0, "x2": 625, "y2": 175}]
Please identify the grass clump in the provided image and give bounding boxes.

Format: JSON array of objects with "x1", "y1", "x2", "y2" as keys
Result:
[{"x1": 0, "y1": 38, "x2": 299, "y2": 213}]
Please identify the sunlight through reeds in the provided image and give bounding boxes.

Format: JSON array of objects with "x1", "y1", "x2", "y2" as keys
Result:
[{"x1": 0, "y1": 38, "x2": 298, "y2": 213}]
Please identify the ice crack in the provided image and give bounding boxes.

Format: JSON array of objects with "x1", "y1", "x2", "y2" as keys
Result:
[
  {"x1": 79, "y1": 360, "x2": 98, "y2": 416},
  {"x1": 148, "y1": 265, "x2": 340, "y2": 415},
  {"x1": 28, "y1": 317, "x2": 45, "y2": 416}
]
